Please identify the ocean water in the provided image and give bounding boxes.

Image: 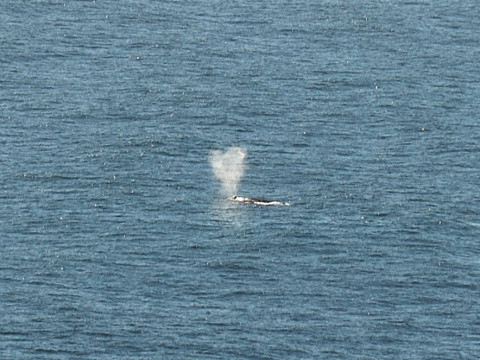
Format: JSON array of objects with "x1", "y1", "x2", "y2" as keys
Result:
[{"x1": 1, "y1": 1, "x2": 480, "y2": 358}]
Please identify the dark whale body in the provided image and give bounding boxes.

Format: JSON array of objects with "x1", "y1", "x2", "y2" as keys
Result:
[{"x1": 231, "y1": 196, "x2": 289, "y2": 206}]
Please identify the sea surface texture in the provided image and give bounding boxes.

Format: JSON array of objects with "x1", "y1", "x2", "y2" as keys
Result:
[{"x1": 1, "y1": 1, "x2": 480, "y2": 359}]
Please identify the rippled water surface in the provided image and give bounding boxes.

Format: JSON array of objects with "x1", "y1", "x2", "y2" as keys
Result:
[{"x1": 1, "y1": 1, "x2": 479, "y2": 359}]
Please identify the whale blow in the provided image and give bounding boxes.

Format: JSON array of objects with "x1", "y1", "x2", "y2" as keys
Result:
[{"x1": 209, "y1": 147, "x2": 246, "y2": 196}]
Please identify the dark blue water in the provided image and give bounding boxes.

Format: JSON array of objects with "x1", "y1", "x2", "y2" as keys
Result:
[{"x1": 1, "y1": 1, "x2": 479, "y2": 358}]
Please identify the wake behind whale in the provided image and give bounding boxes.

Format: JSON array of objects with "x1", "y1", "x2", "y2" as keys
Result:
[{"x1": 209, "y1": 147, "x2": 289, "y2": 206}]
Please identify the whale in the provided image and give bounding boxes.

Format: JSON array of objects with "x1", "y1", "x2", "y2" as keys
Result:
[{"x1": 231, "y1": 195, "x2": 289, "y2": 206}]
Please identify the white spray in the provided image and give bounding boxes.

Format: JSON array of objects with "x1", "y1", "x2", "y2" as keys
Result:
[{"x1": 209, "y1": 147, "x2": 247, "y2": 197}]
